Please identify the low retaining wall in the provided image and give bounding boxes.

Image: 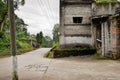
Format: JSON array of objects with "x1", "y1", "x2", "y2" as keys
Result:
[{"x1": 53, "y1": 48, "x2": 96, "y2": 58}]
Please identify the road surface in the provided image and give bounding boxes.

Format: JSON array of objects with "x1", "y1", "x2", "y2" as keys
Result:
[{"x1": 0, "y1": 48, "x2": 120, "y2": 80}]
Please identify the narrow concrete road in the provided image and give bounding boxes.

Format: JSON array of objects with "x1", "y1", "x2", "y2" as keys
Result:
[
  {"x1": 0, "y1": 48, "x2": 51, "y2": 80},
  {"x1": 0, "y1": 48, "x2": 120, "y2": 80}
]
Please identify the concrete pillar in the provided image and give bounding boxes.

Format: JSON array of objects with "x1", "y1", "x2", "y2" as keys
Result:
[
  {"x1": 91, "y1": 23, "x2": 97, "y2": 48},
  {"x1": 105, "y1": 22, "x2": 109, "y2": 54},
  {"x1": 107, "y1": 21, "x2": 112, "y2": 53},
  {"x1": 91, "y1": 2, "x2": 96, "y2": 16},
  {"x1": 104, "y1": 21, "x2": 111, "y2": 55},
  {"x1": 110, "y1": 21, "x2": 112, "y2": 51},
  {"x1": 104, "y1": 22, "x2": 107, "y2": 54},
  {"x1": 102, "y1": 23, "x2": 105, "y2": 56},
  {"x1": 60, "y1": 5, "x2": 65, "y2": 48},
  {"x1": 109, "y1": 3, "x2": 112, "y2": 14},
  {"x1": 102, "y1": 5, "x2": 104, "y2": 13}
]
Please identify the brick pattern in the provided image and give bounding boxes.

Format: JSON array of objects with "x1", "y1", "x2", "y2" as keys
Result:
[{"x1": 112, "y1": 17, "x2": 120, "y2": 58}]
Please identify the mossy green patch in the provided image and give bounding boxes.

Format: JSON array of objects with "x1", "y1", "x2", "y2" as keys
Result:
[
  {"x1": 96, "y1": 0, "x2": 118, "y2": 3},
  {"x1": 44, "y1": 47, "x2": 96, "y2": 58},
  {"x1": 54, "y1": 48, "x2": 96, "y2": 58},
  {"x1": 12, "y1": 72, "x2": 18, "y2": 80},
  {"x1": 44, "y1": 51, "x2": 54, "y2": 58},
  {"x1": 44, "y1": 43, "x2": 59, "y2": 58}
]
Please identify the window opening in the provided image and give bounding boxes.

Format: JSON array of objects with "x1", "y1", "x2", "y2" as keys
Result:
[{"x1": 73, "y1": 17, "x2": 83, "y2": 23}]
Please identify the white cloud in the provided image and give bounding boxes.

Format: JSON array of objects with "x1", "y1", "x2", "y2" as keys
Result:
[
  {"x1": 15, "y1": 0, "x2": 59, "y2": 38},
  {"x1": 118, "y1": 0, "x2": 120, "y2": 2}
]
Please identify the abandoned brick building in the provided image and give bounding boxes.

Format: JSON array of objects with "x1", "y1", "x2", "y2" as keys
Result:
[{"x1": 60, "y1": 0, "x2": 120, "y2": 58}]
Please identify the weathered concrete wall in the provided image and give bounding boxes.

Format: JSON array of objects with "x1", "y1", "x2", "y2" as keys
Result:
[
  {"x1": 60, "y1": 0, "x2": 92, "y2": 48},
  {"x1": 91, "y1": 2, "x2": 120, "y2": 58},
  {"x1": 60, "y1": 1, "x2": 65, "y2": 48},
  {"x1": 65, "y1": 36, "x2": 92, "y2": 45},
  {"x1": 64, "y1": 5, "x2": 91, "y2": 24},
  {"x1": 64, "y1": 25, "x2": 91, "y2": 36},
  {"x1": 101, "y1": 21, "x2": 112, "y2": 56},
  {"x1": 93, "y1": 3, "x2": 119, "y2": 16},
  {"x1": 111, "y1": 17, "x2": 120, "y2": 59}
]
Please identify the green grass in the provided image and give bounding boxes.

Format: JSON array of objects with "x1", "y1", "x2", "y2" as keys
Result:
[
  {"x1": 0, "y1": 47, "x2": 35, "y2": 57},
  {"x1": 12, "y1": 72, "x2": 18, "y2": 80},
  {"x1": 44, "y1": 51, "x2": 54, "y2": 58},
  {"x1": 44, "y1": 42, "x2": 59, "y2": 58},
  {"x1": 91, "y1": 53, "x2": 101, "y2": 59},
  {"x1": 17, "y1": 48, "x2": 35, "y2": 55},
  {"x1": 0, "y1": 48, "x2": 10, "y2": 56},
  {"x1": 0, "y1": 40, "x2": 36, "y2": 57}
]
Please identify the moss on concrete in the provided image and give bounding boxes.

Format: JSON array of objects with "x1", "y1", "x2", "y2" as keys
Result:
[
  {"x1": 12, "y1": 72, "x2": 18, "y2": 80},
  {"x1": 44, "y1": 47, "x2": 96, "y2": 58}
]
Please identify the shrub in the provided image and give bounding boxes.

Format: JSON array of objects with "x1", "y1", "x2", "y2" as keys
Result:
[{"x1": 16, "y1": 40, "x2": 32, "y2": 49}]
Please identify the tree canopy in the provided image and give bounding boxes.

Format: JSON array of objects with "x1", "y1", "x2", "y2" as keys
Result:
[
  {"x1": 52, "y1": 24, "x2": 59, "y2": 43},
  {"x1": 0, "y1": 0, "x2": 25, "y2": 31},
  {"x1": 0, "y1": 0, "x2": 7, "y2": 29},
  {"x1": 36, "y1": 31, "x2": 43, "y2": 45},
  {"x1": 0, "y1": 0, "x2": 36, "y2": 56}
]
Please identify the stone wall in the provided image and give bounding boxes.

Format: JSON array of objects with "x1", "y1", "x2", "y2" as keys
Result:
[{"x1": 111, "y1": 16, "x2": 120, "y2": 59}]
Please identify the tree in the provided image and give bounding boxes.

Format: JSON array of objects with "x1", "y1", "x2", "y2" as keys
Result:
[
  {"x1": 39, "y1": 32, "x2": 43, "y2": 45},
  {"x1": 36, "y1": 31, "x2": 43, "y2": 46},
  {"x1": 0, "y1": 0, "x2": 25, "y2": 31},
  {"x1": 15, "y1": 15, "x2": 28, "y2": 36},
  {"x1": 52, "y1": 24, "x2": 59, "y2": 43},
  {"x1": 0, "y1": 0, "x2": 7, "y2": 31},
  {"x1": 41, "y1": 35, "x2": 53, "y2": 47},
  {"x1": 45, "y1": 36, "x2": 53, "y2": 47}
]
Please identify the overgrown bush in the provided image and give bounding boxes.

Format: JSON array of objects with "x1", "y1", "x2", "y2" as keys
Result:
[
  {"x1": 16, "y1": 40, "x2": 31, "y2": 49},
  {"x1": 0, "y1": 31, "x2": 34, "y2": 57},
  {"x1": 0, "y1": 31, "x2": 10, "y2": 48}
]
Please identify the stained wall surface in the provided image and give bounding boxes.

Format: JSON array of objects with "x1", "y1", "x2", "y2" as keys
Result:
[{"x1": 60, "y1": 0, "x2": 92, "y2": 48}]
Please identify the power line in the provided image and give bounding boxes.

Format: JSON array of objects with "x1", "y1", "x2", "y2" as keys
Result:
[
  {"x1": 44, "y1": 0, "x2": 55, "y2": 21},
  {"x1": 37, "y1": 0, "x2": 52, "y2": 27}
]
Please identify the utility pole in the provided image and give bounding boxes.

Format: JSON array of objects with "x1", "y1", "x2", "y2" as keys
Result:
[{"x1": 8, "y1": 0, "x2": 18, "y2": 80}]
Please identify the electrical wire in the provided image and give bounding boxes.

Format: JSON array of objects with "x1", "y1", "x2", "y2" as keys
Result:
[{"x1": 37, "y1": 0, "x2": 52, "y2": 27}]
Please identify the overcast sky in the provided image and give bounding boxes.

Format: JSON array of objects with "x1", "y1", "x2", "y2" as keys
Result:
[{"x1": 15, "y1": 0, "x2": 59, "y2": 38}]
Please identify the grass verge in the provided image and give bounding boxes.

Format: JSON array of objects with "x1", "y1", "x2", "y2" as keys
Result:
[
  {"x1": 44, "y1": 43, "x2": 59, "y2": 58},
  {"x1": 0, "y1": 48, "x2": 35, "y2": 58}
]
